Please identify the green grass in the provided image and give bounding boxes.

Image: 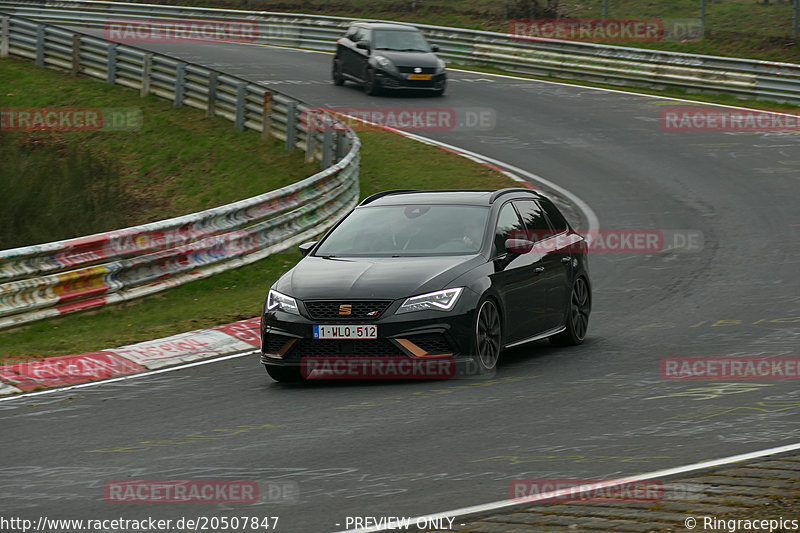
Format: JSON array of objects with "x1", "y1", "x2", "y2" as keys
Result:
[
  {"x1": 0, "y1": 60, "x2": 516, "y2": 363},
  {"x1": 0, "y1": 137, "x2": 127, "y2": 250},
  {"x1": 118, "y1": 0, "x2": 799, "y2": 62},
  {"x1": 0, "y1": 56, "x2": 319, "y2": 247}
]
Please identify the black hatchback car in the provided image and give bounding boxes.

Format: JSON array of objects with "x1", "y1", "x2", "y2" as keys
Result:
[
  {"x1": 260, "y1": 189, "x2": 591, "y2": 382},
  {"x1": 332, "y1": 22, "x2": 447, "y2": 95}
]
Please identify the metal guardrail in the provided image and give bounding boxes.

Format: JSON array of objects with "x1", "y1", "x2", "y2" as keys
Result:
[
  {"x1": 1, "y1": 0, "x2": 799, "y2": 103},
  {"x1": 0, "y1": 11, "x2": 361, "y2": 330}
]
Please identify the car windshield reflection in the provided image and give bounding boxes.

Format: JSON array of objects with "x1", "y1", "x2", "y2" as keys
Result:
[
  {"x1": 373, "y1": 30, "x2": 431, "y2": 52},
  {"x1": 314, "y1": 205, "x2": 489, "y2": 257}
]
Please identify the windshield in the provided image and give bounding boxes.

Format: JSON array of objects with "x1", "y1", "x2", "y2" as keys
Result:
[
  {"x1": 315, "y1": 205, "x2": 489, "y2": 257},
  {"x1": 373, "y1": 30, "x2": 431, "y2": 52}
]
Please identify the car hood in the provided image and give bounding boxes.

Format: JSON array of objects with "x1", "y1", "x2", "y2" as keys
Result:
[
  {"x1": 276, "y1": 255, "x2": 482, "y2": 300},
  {"x1": 373, "y1": 50, "x2": 440, "y2": 69}
]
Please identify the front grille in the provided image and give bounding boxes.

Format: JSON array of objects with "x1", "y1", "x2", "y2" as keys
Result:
[
  {"x1": 303, "y1": 300, "x2": 392, "y2": 320},
  {"x1": 398, "y1": 67, "x2": 436, "y2": 74},
  {"x1": 293, "y1": 339, "x2": 404, "y2": 357},
  {"x1": 403, "y1": 79, "x2": 439, "y2": 88},
  {"x1": 406, "y1": 333, "x2": 453, "y2": 355}
]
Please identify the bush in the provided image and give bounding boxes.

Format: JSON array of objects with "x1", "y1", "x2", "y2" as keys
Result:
[{"x1": 0, "y1": 133, "x2": 126, "y2": 249}]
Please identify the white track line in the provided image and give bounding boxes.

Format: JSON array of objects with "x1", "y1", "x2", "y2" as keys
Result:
[
  {"x1": 0, "y1": 349, "x2": 258, "y2": 403},
  {"x1": 447, "y1": 67, "x2": 800, "y2": 117},
  {"x1": 391, "y1": 131, "x2": 600, "y2": 234},
  {"x1": 332, "y1": 441, "x2": 800, "y2": 533}
]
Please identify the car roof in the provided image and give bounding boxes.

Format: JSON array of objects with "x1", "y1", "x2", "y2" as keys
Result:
[
  {"x1": 359, "y1": 188, "x2": 544, "y2": 207},
  {"x1": 351, "y1": 22, "x2": 421, "y2": 32}
]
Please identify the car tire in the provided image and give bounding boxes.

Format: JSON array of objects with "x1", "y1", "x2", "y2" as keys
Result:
[
  {"x1": 332, "y1": 60, "x2": 345, "y2": 86},
  {"x1": 265, "y1": 364, "x2": 303, "y2": 383},
  {"x1": 364, "y1": 69, "x2": 381, "y2": 96},
  {"x1": 471, "y1": 297, "x2": 502, "y2": 373},
  {"x1": 550, "y1": 276, "x2": 591, "y2": 346}
]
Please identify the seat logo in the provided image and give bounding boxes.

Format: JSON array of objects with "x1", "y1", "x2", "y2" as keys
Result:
[
  {"x1": 339, "y1": 304, "x2": 352, "y2": 316},
  {"x1": 414, "y1": 67, "x2": 422, "y2": 73}
]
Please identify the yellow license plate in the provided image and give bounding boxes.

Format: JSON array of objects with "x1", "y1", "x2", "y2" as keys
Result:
[{"x1": 407, "y1": 74, "x2": 431, "y2": 80}]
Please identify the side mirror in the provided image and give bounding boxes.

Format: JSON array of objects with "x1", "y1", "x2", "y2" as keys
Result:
[
  {"x1": 505, "y1": 238, "x2": 534, "y2": 255},
  {"x1": 298, "y1": 241, "x2": 317, "y2": 256},
  {"x1": 356, "y1": 40, "x2": 370, "y2": 51},
  {"x1": 431, "y1": 44, "x2": 440, "y2": 52}
]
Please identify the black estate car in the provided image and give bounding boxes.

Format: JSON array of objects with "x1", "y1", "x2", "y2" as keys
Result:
[
  {"x1": 332, "y1": 22, "x2": 447, "y2": 95},
  {"x1": 260, "y1": 189, "x2": 591, "y2": 382}
]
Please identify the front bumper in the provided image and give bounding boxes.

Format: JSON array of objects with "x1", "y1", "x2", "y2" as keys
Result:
[
  {"x1": 375, "y1": 69, "x2": 447, "y2": 91},
  {"x1": 260, "y1": 306, "x2": 474, "y2": 368}
]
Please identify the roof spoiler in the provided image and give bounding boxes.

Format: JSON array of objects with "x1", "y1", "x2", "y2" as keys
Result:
[
  {"x1": 488, "y1": 187, "x2": 537, "y2": 203},
  {"x1": 359, "y1": 190, "x2": 420, "y2": 205}
]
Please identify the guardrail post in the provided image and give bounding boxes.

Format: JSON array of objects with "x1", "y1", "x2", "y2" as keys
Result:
[
  {"x1": 261, "y1": 92, "x2": 273, "y2": 140},
  {"x1": 35, "y1": 24, "x2": 45, "y2": 67},
  {"x1": 234, "y1": 82, "x2": 247, "y2": 131},
  {"x1": 140, "y1": 53, "x2": 152, "y2": 97},
  {"x1": 1, "y1": 17, "x2": 9, "y2": 59},
  {"x1": 335, "y1": 130, "x2": 346, "y2": 162},
  {"x1": 285, "y1": 101, "x2": 297, "y2": 150},
  {"x1": 305, "y1": 127, "x2": 316, "y2": 162},
  {"x1": 106, "y1": 43, "x2": 117, "y2": 83},
  {"x1": 207, "y1": 72, "x2": 217, "y2": 118},
  {"x1": 71, "y1": 34, "x2": 81, "y2": 76},
  {"x1": 321, "y1": 130, "x2": 333, "y2": 169},
  {"x1": 174, "y1": 62, "x2": 185, "y2": 107}
]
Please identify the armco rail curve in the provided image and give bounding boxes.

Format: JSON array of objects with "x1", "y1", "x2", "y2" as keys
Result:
[
  {"x1": 2, "y1": 0, "x2": 799, "y2": 103},
  {"x1": 0, "y1": 12, "x2": 361, "y2": 330}
]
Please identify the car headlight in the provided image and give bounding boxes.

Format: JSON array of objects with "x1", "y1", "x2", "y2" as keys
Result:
[
  {"x1": 374, "y1": 55, "x2": 396, "y2": 72},
  {"x1": 436, "y1": 58, "x2": 446, "y2": 73},
  {"x1": 396, "y1": 288, "x2": 463, "y2": 314},
  {"x1": 266, "y1": 289, "x2": 299, "y2": 315}
]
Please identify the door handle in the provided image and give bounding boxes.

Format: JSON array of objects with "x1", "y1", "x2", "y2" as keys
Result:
[
  {"x1": 560, "y1": 257, "x2": 571, "y2": 264},
  {"x1": 534, "y1": 266, "x2": 545, "y2": 274}
]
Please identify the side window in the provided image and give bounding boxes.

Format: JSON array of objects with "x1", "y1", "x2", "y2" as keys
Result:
[
  {"x1": 344, "y1": 24, "x2": 359, "y2": 41},
  {"x1": 539, "y1": 198, "x2": 569, "y2": 234},
  {"x1": 513, "y1": 200, "x2": 550, "y2": 242},
  {"x1": 494, "y1": 203, "x2": 524, "y2": 256}
]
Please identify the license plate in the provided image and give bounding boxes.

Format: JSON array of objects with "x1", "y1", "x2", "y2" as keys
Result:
[
  {"x1": 407, "y1": 74, "x2": 431, "y2": 80},
  {"x1": 313, "y1": 325, "x2": 377, "y2": 339}
]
